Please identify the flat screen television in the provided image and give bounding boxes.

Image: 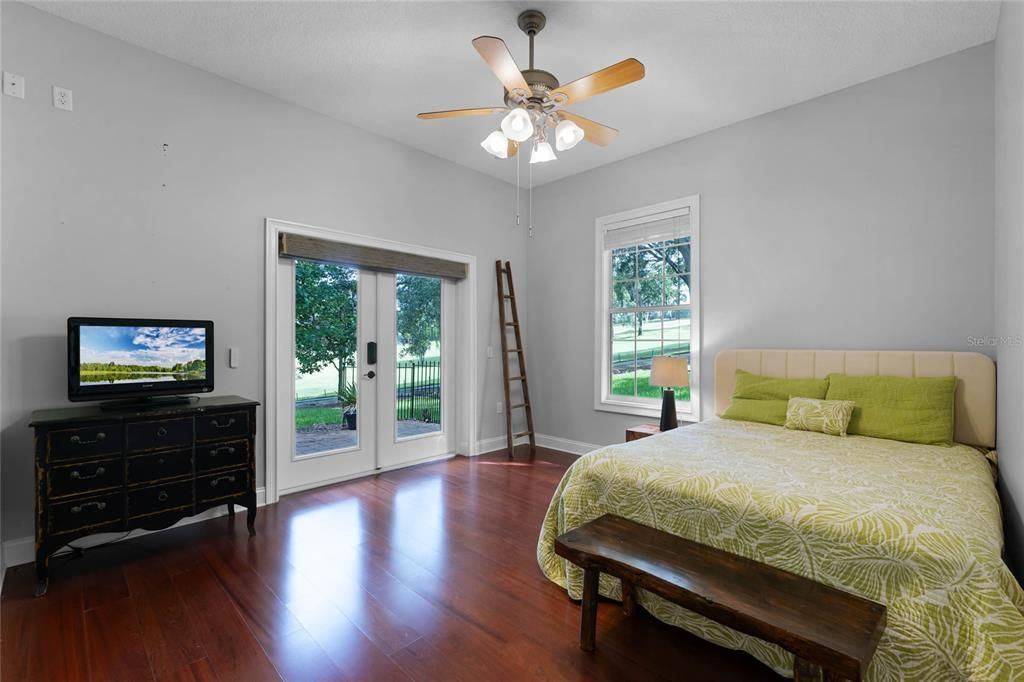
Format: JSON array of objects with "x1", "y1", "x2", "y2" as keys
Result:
[{"x1": 68, "y1": 317, "x2": 214, "y2": 404}]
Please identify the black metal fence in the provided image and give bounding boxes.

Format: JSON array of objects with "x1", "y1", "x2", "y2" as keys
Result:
[{"x1": 397, "y1": 360, "x2": 441, "y2": 423}]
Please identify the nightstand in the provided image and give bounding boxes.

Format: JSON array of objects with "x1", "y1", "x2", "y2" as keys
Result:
[{"x1": 626, "y1": 424, "x2": 661, "y2": 442}]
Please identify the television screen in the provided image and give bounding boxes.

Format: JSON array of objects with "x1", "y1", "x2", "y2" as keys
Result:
[
  {"x1": 68, "y1": 318, "x2": 214, "y2": 402},
  {"x1": 78, "y1": 325, "x2": 208, "y2": 385}
]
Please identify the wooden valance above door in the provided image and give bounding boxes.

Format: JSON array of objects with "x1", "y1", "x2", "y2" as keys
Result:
[{"x1": 278, "y1": 233, "x2": 468, "y2": 280}]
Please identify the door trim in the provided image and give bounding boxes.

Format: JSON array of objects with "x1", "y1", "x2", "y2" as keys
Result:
[{"x1": 264, "y1": 218, "x2": 478, "y2": 505}]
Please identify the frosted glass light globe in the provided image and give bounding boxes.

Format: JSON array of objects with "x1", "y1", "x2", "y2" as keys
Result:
[
  {"x1": 554, "y1": 119, "x2": 585, "y2": 151},
  {"x1": 500, "y1": 108, "x2": 534, "y2": 143},
  {"x1": 480, "y1": 130, "x2": 509, "y2": 158},
  {"x1": 530, "y1": 140, "x2": 557, "y2": 164}
]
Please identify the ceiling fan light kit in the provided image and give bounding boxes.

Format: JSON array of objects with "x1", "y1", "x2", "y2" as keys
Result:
[
  {"x1": 554, "y1": 119, "x2": 584, "y2": 151},
  {"x1": 530, "y1": 139, "x2": 557, "y2": 164},
  {"x1": 500, "y1": 108, "x2": 534, "y2": 142},
  {"x1": 418, "y1": 9, "x2": 644, "y2": 164},
  {"x1": 481, "y1": 130, "x2": 511, "y2": 158}
]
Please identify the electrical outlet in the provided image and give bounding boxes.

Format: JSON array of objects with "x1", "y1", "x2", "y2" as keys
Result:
[
  {"x1": 52, "y1": 85, "x2": 72, "y2": 111},
  {"x1": 3, "y1": 72, "x2": 24, "y2": 99},
  {"x1": 486, "y1": 346, "x2": 494, "y2": 359},
  {"x1": 497, "y1": 401, "x2": 503, "y2": 415}
]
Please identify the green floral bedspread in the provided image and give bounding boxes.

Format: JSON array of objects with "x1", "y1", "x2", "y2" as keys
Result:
[{"x1": 537, "y1": 418, "x2": 1024, "y2": 680}]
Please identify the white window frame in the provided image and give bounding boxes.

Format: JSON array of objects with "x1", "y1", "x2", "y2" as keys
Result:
[{"x1": 593, "y1": 195, "x2": 701, "y2": 421}]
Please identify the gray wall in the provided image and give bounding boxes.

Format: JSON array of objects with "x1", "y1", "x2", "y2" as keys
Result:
[
  {"x1": 1, "y1": 3, "x2": 526, "y2": 543},
  {"x1": 526, "y1": 45, "x2": 995, "y2": 448},
  {"x1": 994, "y1": 1, "x2": 1024, "y2": 578}
]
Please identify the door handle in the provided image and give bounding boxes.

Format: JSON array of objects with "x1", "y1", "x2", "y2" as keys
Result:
[{"x1": 363, "y1": 370, "x2": 376, "y2": 379}]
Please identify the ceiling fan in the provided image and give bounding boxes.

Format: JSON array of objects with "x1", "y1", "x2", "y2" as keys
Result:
[{"x1": 417, "y1": 9, "x2": 645, "y2": 164}]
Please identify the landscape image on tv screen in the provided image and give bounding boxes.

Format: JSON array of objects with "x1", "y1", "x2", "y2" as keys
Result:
[{"x1": 79, "y1": 326, "x2": 207, "y2": 385}]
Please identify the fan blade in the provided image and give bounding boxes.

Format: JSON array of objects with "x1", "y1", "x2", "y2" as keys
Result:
[
  {"x1": 559, "y1": 111, "x2": 619, "y2": 146},
  {"x1": 472, "y1": 36, "x2": 531, "y2": 95},
  {"x1": 551, "y1": 58, "x2": 645, "y2": 105},
  {"x1": 417, "y1": 107, "x2": 505, "y2": 120}
]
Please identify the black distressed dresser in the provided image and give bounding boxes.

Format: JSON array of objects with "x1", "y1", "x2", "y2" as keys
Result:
[{"x1": 29, "y1": 395, "x2": 259, "y2": 595}]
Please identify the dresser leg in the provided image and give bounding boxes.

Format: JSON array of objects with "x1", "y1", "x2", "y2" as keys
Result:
[
  {"x1": 227, "y1": 503, "x2": 235, "y2": 517},
  {"x1": 34, "y1": 548, "x2": 49, "y2": 597},
  {"x1": 245, "y1": 491, "x2": 257, "y2": 536}
]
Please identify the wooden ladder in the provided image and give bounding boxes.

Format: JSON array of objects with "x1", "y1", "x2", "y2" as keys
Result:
[{"x1": 495, "y1": 260, "x2": 536, "y2": 458}]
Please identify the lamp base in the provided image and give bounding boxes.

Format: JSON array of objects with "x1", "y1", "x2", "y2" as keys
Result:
[{"x1": 659, "y1": 389, "x2": 678, "y2": 431}]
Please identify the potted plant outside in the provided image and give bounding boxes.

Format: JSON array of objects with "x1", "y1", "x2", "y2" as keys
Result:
[{"x1": 339, "y1": 382, "x2": 358, "y2": 430}]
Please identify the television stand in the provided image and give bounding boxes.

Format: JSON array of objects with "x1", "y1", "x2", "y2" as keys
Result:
[
  {"x1": 29, "y1": 395, "x2": 259, "y2": 596},
  {"x1": 98, "y1": 395, "x2": 198, "y2": 411}
]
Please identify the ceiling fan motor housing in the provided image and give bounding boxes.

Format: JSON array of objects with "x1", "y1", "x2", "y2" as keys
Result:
[{"x1": 506, "y1": 69, "x2": 560, "y2": 107}]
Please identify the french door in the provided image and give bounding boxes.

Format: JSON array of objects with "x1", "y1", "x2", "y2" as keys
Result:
[{"x1": 276, "y1": 259, "x2": 454, "y2": 495}]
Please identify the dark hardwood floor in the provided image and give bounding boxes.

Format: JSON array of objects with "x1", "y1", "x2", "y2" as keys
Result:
[{"x1": 2, "y1": 448, "x2": 777, "y2": 681}]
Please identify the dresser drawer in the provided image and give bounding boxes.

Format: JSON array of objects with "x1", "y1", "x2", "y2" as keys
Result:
[
  {"x1": 195, "y1": 411, "x2": 249, "y2": 442},
  {"x1": 48, "y1": 458, "x2": 124, "y2": 499},
  {"x1": 125, "y1": 417, "x2": 193, "y2": 453},
  {"x1": 50, "y1": 492, "x2": 124, "y2": 535},
  {"x1": 47, "y1": 424, "x2": 122, "y2": 463},
  {"x1": 127, "y1": 449, "x2": 193, "y2": 485},
  {"x1": 128, "y1": 480, "x2": 193, "y2": 519},
  {"x1": 196, "y1": 440, "x2": 248, "y2": 472},
  {"x1": 197, "y1": 468, "x2": 249, "y2": 502}
]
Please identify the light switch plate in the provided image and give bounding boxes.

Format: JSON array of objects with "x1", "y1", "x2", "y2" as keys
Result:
[
  {"x1": 53, "y1": 85, "x2": 72, "y2": 111},
  {"x1": 3, "y1": 72, "x2": 24, "y2": 99},
  {"x1": 228, "y1": 347, "x2": 240, "y2": 368}
]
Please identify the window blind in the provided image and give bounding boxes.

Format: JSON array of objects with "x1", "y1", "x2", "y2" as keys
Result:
[
  {"x1": 278, "y1": 233, "x2": 467, "y2": 280},
  {"x1": 602, "y1": 210, "x2": 690, "y2": 251}
]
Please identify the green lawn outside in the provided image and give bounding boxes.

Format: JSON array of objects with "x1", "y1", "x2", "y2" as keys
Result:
[
  {"x1": 295, "y1": 404, "x2": 440, "y2": 429},
  {"x1": 295, "y1": 351, "x2": 441, "y2": 400},
  {"x1": 612, "y1": 370, "x2": 691, "y2": 400},
  {"x1": 296, "y1": 406, "x2": 344, "y2": 428}
]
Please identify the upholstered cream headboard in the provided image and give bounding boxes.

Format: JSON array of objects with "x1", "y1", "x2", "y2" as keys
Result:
[{"x1": 714, "y1": 349, "x2": 996, "y2": 448}]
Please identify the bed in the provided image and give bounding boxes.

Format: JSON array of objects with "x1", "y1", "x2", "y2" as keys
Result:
[{"x1": 537, "y1": 349, "x2": 1024, "y2": 681}]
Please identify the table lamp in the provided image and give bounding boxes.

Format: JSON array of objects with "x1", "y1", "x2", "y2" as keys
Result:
[{"x1": 650, "y1": 356, "x2": 688, "y2": 431}]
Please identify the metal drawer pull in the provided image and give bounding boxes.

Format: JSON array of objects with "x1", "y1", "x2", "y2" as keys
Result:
[
  {"x1": 211, "y1": 446, "x2": 236, "y2": 456},
  {"x1": 70, "y1": 432, "x2": 106, "y2": 445},
  {"x1": 70, "y1": 501, "x2": 107, "y2": 514},
  {"x1": 157, "y1": 491, "x2": 169, "y2": 502},
  {"x1": 70, "y1": 466, "x2": 105, "y2": 480},
  {"x1": 211, "y1": 418, "x2": 236, "y2": 428},
  {"x1": 156, "y1": 426, "x2": 168, "y2": 437},
  {"x1": 209, "y1": 475, "x2": 236, "y2": 487}
]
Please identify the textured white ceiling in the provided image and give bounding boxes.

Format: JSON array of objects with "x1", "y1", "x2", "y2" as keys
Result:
[{"x1": 30, "y1": 1, "x2": 1000, "y2": 187}]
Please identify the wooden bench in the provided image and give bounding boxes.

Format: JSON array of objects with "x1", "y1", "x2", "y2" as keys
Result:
[{"x1": 554, "y1": 514, "x2": 886, "y2": 682}]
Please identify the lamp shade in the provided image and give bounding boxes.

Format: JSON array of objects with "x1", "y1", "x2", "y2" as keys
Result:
[{"x1": 650, "y1": 356, "x2": 688, "y2": 388}]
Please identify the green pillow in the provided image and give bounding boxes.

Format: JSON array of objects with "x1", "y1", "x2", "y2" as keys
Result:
[
  {"x1": 784, "y1": 396, "x2": 856, "y2": 436},
  {"x1": 825, "y1": 374, "x2": 956, "y2": 446},
  {"x1": 721, "y1": 370, "x2": 829, "y2": 426}
]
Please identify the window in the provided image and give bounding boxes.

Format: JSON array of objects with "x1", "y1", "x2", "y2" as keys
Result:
[{"x1": 594, "y1": 196, "x2": 700, "y2": 420}]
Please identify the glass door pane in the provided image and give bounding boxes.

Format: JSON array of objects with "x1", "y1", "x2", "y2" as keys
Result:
[
  {"x1": 394, "y1": 273, "x2": 442, "y2": 440},
  {"x1": 293, "y1": 260, "x2": 360, "y2": 457}
]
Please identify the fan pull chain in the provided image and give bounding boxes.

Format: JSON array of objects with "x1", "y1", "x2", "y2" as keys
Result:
[
  {"x1": 528, "y1": 159, "x2": 534, "y2": 239},
  {"x1": 515, "y1": 150, "x2": 521, "y2": 228}
]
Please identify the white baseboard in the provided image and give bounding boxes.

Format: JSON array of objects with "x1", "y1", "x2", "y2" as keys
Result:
[
  {"x1": 3, "y1": 487, "x2": 267, "y2": 570},
  {"x1": 473, "y1": 433, "x2": 601, "y2": 457},
  {"x1": 535, "y1": 434, "x2": 602, "y2": 456},
  {"x1": 473, "y1": 435, "x2": 509, "y2": 454},
  {"x1": 277, "y1": 453, "x2": 455, "y2": 496}
]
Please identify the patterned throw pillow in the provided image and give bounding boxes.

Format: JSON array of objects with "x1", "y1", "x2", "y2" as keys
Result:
[{"x1": 784, "y1": 396, "x2": 856, "y2": 436}]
